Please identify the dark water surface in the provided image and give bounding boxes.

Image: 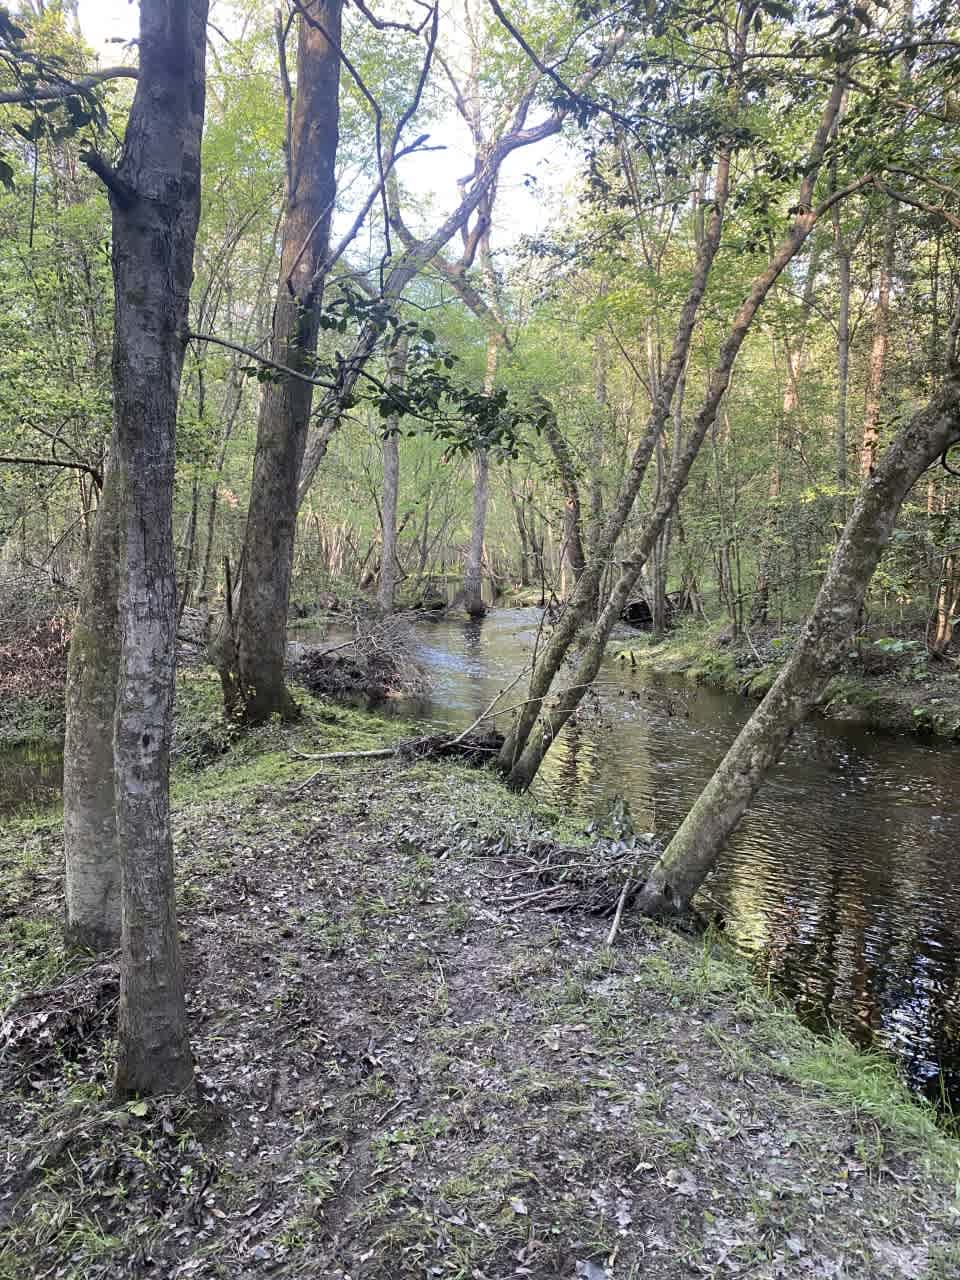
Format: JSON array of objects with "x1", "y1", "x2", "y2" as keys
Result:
[
  {"x1": 0, "y1": 741, "x2": 62, "y2": 815},
  {"x1": 381, "y1": 607, "x2": 960, "y2": 1108}
]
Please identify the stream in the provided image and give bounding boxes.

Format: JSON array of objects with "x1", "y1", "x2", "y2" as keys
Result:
[
  {"x1": 3, "y1": 605, "x2": 959, "y2": 1109},
  {"x1": 376, "y1": 607, "x2": 960, "y2": 1110}
]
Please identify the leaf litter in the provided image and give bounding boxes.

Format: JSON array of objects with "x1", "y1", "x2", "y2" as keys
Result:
[{"x1": 1, "y1": 746, "x2": 958, "y2": 1280}]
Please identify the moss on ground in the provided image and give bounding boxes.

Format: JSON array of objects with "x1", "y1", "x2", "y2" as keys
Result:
[
  {"x1": 614, "y1": 622, "x2": 960, "y2": 740},
  {"x1": 1, "y1": 691, "x2": 958, "y2": 1279}
]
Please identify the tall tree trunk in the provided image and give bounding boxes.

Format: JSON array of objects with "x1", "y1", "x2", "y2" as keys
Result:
[
  {"x1": 835, "y1": 228, "x2": 852, "y2": 502},
  {"x1": 500, "y1": 67, "x2": 852, "y2": 791},
  {"x1": 753, "y1": 242, "x2": 820, "y2": 623},
  {"x1": 177, "y1": 473, "x2": 200, "y2": 624},
  {"x1": 929, "y1": 552, "x2": 960, "y2": 655},
  {"x1": 496, "y1": 144, "x2": 736, "y2": 781},
  {"x1": 860, "y1": 201, "x2": 896, "y2": 476},
  {"x1": 508, "y1": 473, "x2": 532, "y2": 586},
  {"x1": 378, "y1": 338, "x2": 408, "y2": 613},
  {"x1": 463, "y1": 334, "x2": 500, "y2": 616},
  {"x1": 105, "y1": 0, "x2": 209, "y2": 1095},
  {"x1": 637, "y1": 372, "x2": 960, "y2": 916},
  {"x1": 229, "y1": 0, "x2": 342, "y2": 723},
  {"x1": 542, "y1": 411, "x2": 587, "y2": 590},
  {"x1": 63, "y1": 446, "x2": 121, "y2": 951}
]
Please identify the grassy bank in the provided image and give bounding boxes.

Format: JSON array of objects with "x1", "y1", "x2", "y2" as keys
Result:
[
  {"x1": 613, "y1": 621, "x2": 960, "y2": 740},
  {"x1": 1, "y1": 677, "x2": 959, "y2": 1279}
]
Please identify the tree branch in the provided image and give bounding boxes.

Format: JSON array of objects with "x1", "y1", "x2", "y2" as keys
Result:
[
  {"x1": 80, "y1": 149, "x2": 136, "y2": 208},
  {"x1": 0, "y1": 66, "x2": 137, "y2": 105},
  {"x1": 0, "y1": 455, "x2": 103, "y2": 488},
  {"x1": 185, "y1": 331, "x2": 337, "y2": 388}
]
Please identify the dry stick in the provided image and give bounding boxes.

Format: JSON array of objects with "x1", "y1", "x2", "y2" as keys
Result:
[
  {"x1": 605, "y1": 879, "x2": 634, "y2": 948},
  {"x1": 496, "y1": 885, "x2": 564, "y2": 908}
]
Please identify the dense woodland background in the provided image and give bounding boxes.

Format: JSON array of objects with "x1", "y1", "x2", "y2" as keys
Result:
[{"x1": 3, "y1": 0, "x2": 958, "y2": 658}]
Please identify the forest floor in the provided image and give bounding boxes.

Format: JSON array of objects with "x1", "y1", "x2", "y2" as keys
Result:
[
  {"x1": 1, "y1": 676, "x2": 959, "y2": 1280},
  {"x1": 612, "y1": 620, "x2": 960, "y2": 741}
]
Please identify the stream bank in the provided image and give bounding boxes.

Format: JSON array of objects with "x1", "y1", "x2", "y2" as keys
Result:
[
  {"x1": 1, "y1": 678, "x2": 959, "y2": 1280},
  {"x1": 613, "y1": 621, "x2": 960, "y2": 740}
]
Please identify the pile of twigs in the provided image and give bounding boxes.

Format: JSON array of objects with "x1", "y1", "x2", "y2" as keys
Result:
[
  {"x1": 292, "y1": 614, "x2": 428, "y2": 701},
  {"x1": 482, "y1": 826, "x2": 663, "y2": 940},
  {"x1": 0, "y1": 957, "x2": 119, "y2": 1075}
]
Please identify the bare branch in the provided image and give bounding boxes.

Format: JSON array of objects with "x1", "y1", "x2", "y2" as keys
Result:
[
  {"x1": 0, "y1": 66, "x2": 137, "y2": 105},
  {"x1": 185, "y1": 331, "x2": 337, "y2": 388},
  {"x1": 0, "y1": 455, "x2": 103, "y2": 488},
  {"x1": 874, "y1": 179, "x2": 960, "y2": 231}
]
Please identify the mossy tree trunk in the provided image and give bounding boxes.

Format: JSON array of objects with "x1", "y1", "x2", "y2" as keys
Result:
[
  {"x1": 637, "y1": 371, "x2": 960, "y2": 916},
  {"x1": 63, "y1": 446, "x2": 121, "y2": 951}
]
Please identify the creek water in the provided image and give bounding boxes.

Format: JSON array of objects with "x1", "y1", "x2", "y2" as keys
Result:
[
  {"x1": 376, "y1": 607, "x2": 960, "y2": 1110},
  {"x1": 0, "y1": 741, "x2": 62, "y2": 816},
  {"x1": 3, "y1": 606, "x2": 958, "y2": 1108}
]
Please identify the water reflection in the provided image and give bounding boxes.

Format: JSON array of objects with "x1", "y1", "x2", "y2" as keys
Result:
[
  {"x1": 0, "y1": 741, "x2": 62, "y2": 816},
  {"x1": 388, "y1": 607, "x2": 960, "y2": 1107}
]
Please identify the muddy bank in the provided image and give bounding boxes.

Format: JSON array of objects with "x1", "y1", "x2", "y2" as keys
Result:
[
  {"x1": 615, "y1": 623, "x2": 960, "y2": 740},
  {"x1": 1, "y1": 691, "x2": 958, "y2": 1280}
]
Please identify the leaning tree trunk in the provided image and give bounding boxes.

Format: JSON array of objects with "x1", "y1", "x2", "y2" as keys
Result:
[
  {"x1": 63, "y1": 447, "x2": 121, "y2": 950},
  {"x1": 637, "y1": 372, "x2": 960, "y2": 916},
  {"x1": 499, "y1": 64, "x2": 852, "y2": 790},
  {"x1": 98, "y1": 0, "x2": 209, "y2": 1095},
  {"x1": 229, "y1": 0, "x2": 342, "y2": 723},
  {"x1": 495, "y1": 147, "x2": 733, "y2": 778}
]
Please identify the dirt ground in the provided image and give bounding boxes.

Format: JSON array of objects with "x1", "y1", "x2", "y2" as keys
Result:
[{"x1": 1, "y1": 702, "x2": 959, "y2": 1280}]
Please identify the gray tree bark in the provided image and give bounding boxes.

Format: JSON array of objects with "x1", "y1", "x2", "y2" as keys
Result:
[
  {"x1": 228, "y1": 0, "x2": 342, "y2": 723},
  {"x1": 377, "y1": 337, "x2": 408, "y2": 612},
  {"x1": 63, "y1": 446, "x2": 121, "y2": 951},
  {"x1": 102, "y1": 0, "x2": 209, "y2": 1095},
  {"x1": 637, "y1": 369, "x2": 960, "y2": 916}
]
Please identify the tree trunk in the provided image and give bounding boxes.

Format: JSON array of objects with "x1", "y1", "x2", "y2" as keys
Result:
[
  {"x1": 860, "y1": 199, "x2": 896, "y2": 477},
  {"x1": 496, "y1": 146, "x2": 736, "y2": 780},
  {"x1": 463, "y1": 334, "x2": 500, "y2": 617},
  {"x1": 500, "y1": 69, "x2": 852, "y2": 790},
  {"x1": 63, "y1": 446, "x2": 121, "y2": 951},
  {"x1": 835, "y1": 233, "x2": 852, "y2": 502},
  {"x1": 930, "y1": 552, "x2": 960, "y2": 655},
  {"x1": 543, "y1": 411, "x2": 587, "y2": 591},
  {"x1": 753, "y1": 242, "x2": 820, "y2": 623},
  {"x1": 378, "y1": 339, "x2": 408, "y2": 613},
  {"x1": 107, "y1": 0, "x2": 209, "y2": 1095},
  {"x1": 637, "y1": 373, "x2": 960, "y2": 916},
  {"x1": 230, "y1": 0, "x2": 342, "y2": 723},
  {"x1": 177, "y1": 473, "x2": 200, "y2": 624}
]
